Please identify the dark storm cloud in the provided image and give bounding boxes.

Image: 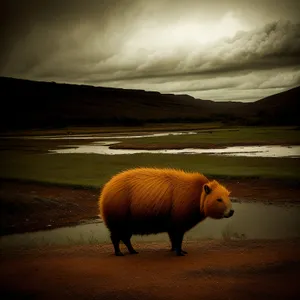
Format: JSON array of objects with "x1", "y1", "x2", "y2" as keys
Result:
[
  {"x1": 132, "y1": 20, "x2": 300, "y2": 80},
  {"x1": 1, "y1": 0, "x2": 300, "y2": 101},
  {"x1": 0, "y1": 0, "x2": 141, "y2": 74},
  {"x1": 5, "y1": 19, "x2": 298, "y2": 83}
]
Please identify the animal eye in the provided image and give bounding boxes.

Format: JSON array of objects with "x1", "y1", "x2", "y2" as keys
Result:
[{"x1": 217, "y1": 198, "x2": 223, "y2": 202}]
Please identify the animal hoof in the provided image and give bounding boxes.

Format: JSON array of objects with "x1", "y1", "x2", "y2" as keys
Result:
[
  {"x1": 130, "y1": 250, "x2": 139, "y2": 254},
  {"x1": 175, "y1": 249, "x2": 187, "y2": 256},
  {"x1": 115, "y1": 251, "x2": 124, "y2": 256}
]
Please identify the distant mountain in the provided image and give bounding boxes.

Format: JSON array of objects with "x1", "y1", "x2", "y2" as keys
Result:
[
  {"x1": 246, "y1": 86, "x2": 300, "y2": 125},
  {"x1": 0, "y1": 77, "x2": 298, "y2": 130}
]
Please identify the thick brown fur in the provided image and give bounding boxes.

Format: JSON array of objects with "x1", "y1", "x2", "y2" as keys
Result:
[{"x1": 99, "y1": 168, "x2": 233, "y2": 256}]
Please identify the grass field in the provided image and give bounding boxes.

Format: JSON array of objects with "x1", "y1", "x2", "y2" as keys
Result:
[
  {"x1": 0, "y1": 122, "x2": 222, "y2": 136},
  {"x1": 111, "y1": 126, "x2": 300, "y2": 149},
  {"x1": 1, "y1": 151, "x2": 300, "y2": 188},
  {"x1": 1, "y1": 125, "x2": 300, "y2": 187}
]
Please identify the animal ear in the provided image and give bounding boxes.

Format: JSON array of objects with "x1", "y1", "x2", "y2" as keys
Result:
[
  {"x1": 210, "y1": 180, "x2": 219, "y2": 189},
  {"x1": 204, "y1": 184, "x2": 211, "y2": 195}
]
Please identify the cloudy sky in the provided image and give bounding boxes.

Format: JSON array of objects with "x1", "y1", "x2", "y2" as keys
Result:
[{"x1": 1, "y1": 0, "x2": 300, "y2": 102}]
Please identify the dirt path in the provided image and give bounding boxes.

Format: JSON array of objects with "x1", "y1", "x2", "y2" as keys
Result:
[
  {"x1": 1, "y1": 239, "x2": 300, "y2": 300},
  {"x1": 1, "y1": 179, "x2": 300, "y2": 299},
  {"x1": 1, "y1": 178, "x2": 299, "y2": 235}
]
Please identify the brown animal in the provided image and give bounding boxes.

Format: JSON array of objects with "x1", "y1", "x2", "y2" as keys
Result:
[{"x1": 99, "y1": 168, "x2": 234, "y2": 256}]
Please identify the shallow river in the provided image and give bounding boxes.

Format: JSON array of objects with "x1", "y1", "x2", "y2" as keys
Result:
[
  {"x1": 7, "y1": 131, "x2": 300, "y2": 157},
  {"x1": 1, "y1": 202, "x2": 300, "y2": 249},
  {"x1": 43, "y1": 132, "x2": 300, "y2": 158},
  {"x1": 50, "y1": 142, "x2": 300, "y2": 157}
]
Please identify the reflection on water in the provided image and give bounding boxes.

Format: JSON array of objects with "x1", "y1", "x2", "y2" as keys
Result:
[
  {"x1": 1, "y1": 202, "x2": 300, "y2": 249},
  {"x1": 50, "y1": 142, "x2": 300, "y2": 158}
]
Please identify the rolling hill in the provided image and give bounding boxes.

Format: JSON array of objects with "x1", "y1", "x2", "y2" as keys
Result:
[
  {"x1": 0, "y1": 76, "x2": 298, "y2": 130},
  {"x1": 246, "y1": 86, "x2": 300, "y2": 125}
]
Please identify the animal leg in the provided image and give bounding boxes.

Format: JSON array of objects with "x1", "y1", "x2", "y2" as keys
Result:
[
  {"x1": 121, "y1": 233, "x2": 138, "y2": 254},
  {"x1": 174, "y1": 232, "x2": 186, "y2": 256},
  {"x1": 168, "y1": 232, "x2": 176, "y2": 251},
  {"x1": 168, "y1": 231, "x2": 187, "y2": 256},
  {"x1": 110, "y1": 233, "x2": 123, "y2": 256}
]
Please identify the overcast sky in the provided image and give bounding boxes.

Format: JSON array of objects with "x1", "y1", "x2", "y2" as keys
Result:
[{"x1": 1, "y1": 0, "x2": 300, "y2": 102}]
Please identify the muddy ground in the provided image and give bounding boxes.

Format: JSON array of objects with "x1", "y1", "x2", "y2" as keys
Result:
[
  {"x1": 1, "y1": 179, "x2": 300, "y2": 299},
  {"x1": 1, "y1": 240, "x2": 300, "y2": 300}
]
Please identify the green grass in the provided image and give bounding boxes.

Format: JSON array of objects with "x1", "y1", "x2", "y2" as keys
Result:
[
  {"x1": 1, "y1": 126, "x2": 299, "y2": 187},
  {"x1": 113, "y1": 127, "x2": 300, "y2": 149},
  {"x1": 1, "y1": 151, "x2": 299, "y2": 188},
  {"x1": 0, "y1": 122, "x2": 222, "y2": 136}
]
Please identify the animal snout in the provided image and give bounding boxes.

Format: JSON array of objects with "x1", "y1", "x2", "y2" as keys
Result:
[
  {"x1": 224, "y1": 209, "x2": 234, "y2": 218},
  {"x1": 229, "y1": 209, "x2": 234, "y2": 217}
]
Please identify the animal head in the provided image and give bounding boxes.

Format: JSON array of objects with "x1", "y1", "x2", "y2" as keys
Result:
[{"x1": 201, "y1": 180, "x2": 234, "y2": 219}]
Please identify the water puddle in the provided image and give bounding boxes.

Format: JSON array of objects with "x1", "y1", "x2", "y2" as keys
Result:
[
  {"x1": 1, "y1": 202, "x2": 300, "y2": 249},
  {"x1": 50, "y1": 142, "x2": 300, "y2": 158},
  {"x1": 3, "y1": 131, "x2": 299, "y2": 157}
]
